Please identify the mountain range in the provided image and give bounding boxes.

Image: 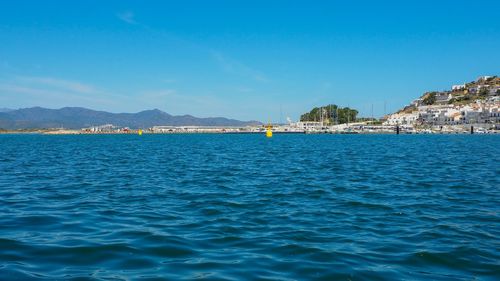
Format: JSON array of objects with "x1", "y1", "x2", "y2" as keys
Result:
[{"x1": 0, "y1": 107, "x2": 261, "y2": 129}]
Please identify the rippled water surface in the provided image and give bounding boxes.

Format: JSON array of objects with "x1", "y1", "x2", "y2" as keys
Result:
[{"x1": 0, "y1": 134, "x2": 499, "y2": 280}]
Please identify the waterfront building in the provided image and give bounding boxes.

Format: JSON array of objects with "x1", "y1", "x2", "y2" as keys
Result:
[
  {"x1": 382, "y1": 75, "x2": 499, "y2": 129},
  {"x1": 385, "y1": 101, "x2": 499, "y2": 126},
  {"x1": 82, "y1": 124, "x2": 117, "y2": 133},
  {"x1": 383, "y1": 112, "x2": 419, "y2": 125},
  {"x1": 290, "y1": 121, "x2": 324, "y2": 131}
]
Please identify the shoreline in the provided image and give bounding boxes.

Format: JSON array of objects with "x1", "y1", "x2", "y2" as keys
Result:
[
  {"x1": 1, "y1": 123, "x2": 499, "y2": 135},
  {"x1": 1, "y1": 130, "x2": 499, "y2": 135}
]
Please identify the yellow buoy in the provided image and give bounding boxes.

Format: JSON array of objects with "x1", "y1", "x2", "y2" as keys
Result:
[
  {"x1": 266, "y1": 129, "x2": 272, "y2": 138},
  {"x1": 138, "y1": 129, "x2": 143, "y2": 136},
  {"x1": 266, "y1": 123, "x2": 272, "y2": 138}
]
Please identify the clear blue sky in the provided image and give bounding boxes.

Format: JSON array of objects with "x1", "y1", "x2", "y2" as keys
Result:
[{"x1": 1, "y1": 0, "x2": 499, "y2": 121}]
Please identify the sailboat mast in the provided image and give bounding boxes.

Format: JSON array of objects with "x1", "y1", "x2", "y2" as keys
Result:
[
  {"x1": 347, "y1": 105, "x2": 350, "y2": 125},
  {"x1": 371, "y1": 103, "x2": 374, "y2": 125},
  {"x1": 320, "y1": 107, "x2": 323, "y2": 125}
]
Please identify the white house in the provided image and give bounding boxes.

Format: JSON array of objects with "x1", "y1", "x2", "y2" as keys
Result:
[
  {"x1": 383, "y1": 112, "x2": 419, "y2": 125},
  {"x1": 452, "y1": 84, "x2": 465, "y2": 91},
  {"x1": 417, "y1": 105, "x2": 458, "y2": 125},
  {"x1": 468, "y1": 85, "x2": 488, "y2": 94},
  {"x1": 478, "y1": 76, "x2": 493, "y2": 81}
]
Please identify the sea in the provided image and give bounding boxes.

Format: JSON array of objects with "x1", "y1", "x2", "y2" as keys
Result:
[{"x1": 0, "y1": 134, "x2": 499, "y2": 280}]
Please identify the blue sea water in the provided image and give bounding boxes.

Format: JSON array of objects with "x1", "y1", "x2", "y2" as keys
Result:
[{"x1": 0, "y1": 134, "x2": 499, "y2": 280}]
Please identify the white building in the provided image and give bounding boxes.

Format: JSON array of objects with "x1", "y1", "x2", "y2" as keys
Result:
[
  {"x1": 417, "y1": 105, "x2": 460, "y2": 125},
  {"x1": 290, "y1": 121, "x2": 324, "y2": 131},
  {"x1": 487, "y1": 107, "x2": 500, "y2": 123},
  {"x1": 82, "y1": 124, "x2": 117, "y2": 132},
  {"x1": 452, "y1": 84, "x2": 465, "y2": 91},
  {"x1": 478, "y1": 76, "x2": 493, "y2": 81},
  {"x1": 468, "y1": 85, "x2": 488, "y2": 94},
  {"x1": 383, "y1": 112, "x2": 419, "y2": 125},
  {"x1": 435, "y1": 92, "x2": 452, "y2": 104},
  {"x1": 411, "y1": 98, "x2": 423, "y2": 107}
]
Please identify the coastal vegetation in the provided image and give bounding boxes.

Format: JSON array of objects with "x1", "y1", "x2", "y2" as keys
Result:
[
  {"x1": 300, "y1": 104, "x2": 358, "y2": 124},
  {"x1": 422, "y1": 76, "x2": 499, "y2": 106},
  {"x1": 422, "y1": 92, "x2": 437, "y2": 105}
]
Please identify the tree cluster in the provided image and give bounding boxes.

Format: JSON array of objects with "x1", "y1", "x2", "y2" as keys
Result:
[{"x1": 300, "y1": 104, "x2": 358, "y2": 124}]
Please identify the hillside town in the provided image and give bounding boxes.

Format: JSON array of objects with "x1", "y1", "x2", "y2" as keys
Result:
[{"x1": 383, "y1": 76, "x2": 500, "y2": 132}]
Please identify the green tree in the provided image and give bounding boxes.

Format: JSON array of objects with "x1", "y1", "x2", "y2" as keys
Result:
[
  {"x1": 300, "y1": 104, "x2": 358, "y2": 124},
  {"x1": 422, "y1": 92, "x2": 437, "y2": 105},
  {"x1": 478, "y1": 87, "x2": 489, "y2": 96}
]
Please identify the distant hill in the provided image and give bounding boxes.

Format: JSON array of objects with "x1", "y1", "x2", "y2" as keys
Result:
[
  {"x1": 0, "y1": 108, "x2": 13, "y2": 113},
  {"x1": 0, "y1": 107, "x2": 261, "y2": 129}
]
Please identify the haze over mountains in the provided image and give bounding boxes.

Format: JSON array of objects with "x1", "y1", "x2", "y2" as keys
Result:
[{"x1": 0, "y1": 107, "x2": 261, "y2": 129}]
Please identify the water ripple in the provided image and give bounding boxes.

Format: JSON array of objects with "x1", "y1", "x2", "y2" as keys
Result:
[{"x1": 0, "y1": 134, "x2": 499, "y2": 280}]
